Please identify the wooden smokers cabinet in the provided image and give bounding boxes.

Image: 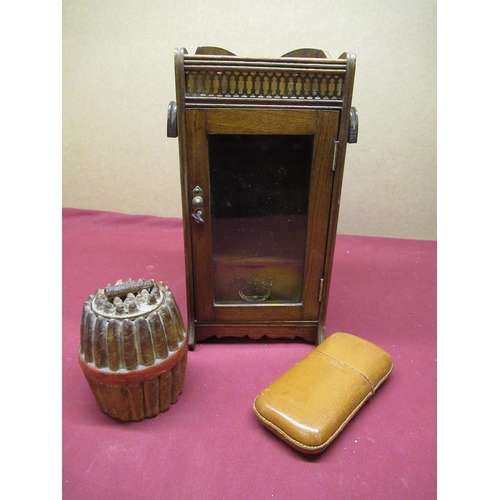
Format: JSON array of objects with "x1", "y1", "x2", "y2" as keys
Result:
[{"x1": 168, "y1": 47, "x2": 357, "y2": 349}]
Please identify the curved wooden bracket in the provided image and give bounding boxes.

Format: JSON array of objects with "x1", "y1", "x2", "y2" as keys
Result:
[
  {"x1": 281, "y1": 48, "x2": 330, "y2": 58},
  {"x1": 194, "y1": 46, "x2": 235, "y2": 56}
]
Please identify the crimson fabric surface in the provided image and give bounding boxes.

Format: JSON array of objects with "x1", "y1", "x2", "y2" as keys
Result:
[{"x1": 62, "y1": 208, "x2": 437, "y2": 499}]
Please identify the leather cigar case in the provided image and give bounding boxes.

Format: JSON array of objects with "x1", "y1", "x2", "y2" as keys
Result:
[{"x1": 253, "y1": 332, "x2": 393, "y2": 454}]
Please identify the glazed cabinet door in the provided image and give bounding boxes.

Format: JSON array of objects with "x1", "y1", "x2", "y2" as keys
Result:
[{"x1": 185, "y1": 108, "x2": 339, "y2": 323}]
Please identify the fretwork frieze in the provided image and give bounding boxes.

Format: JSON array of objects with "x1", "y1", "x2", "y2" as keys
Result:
[{"x1": 185, "y1": 70, "x2": 344, "y2": 101}]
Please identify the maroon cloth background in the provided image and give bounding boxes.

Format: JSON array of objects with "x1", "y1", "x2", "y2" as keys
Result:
[{"x1": 62, "y1": 208, "x2": 437, "y2": 499}]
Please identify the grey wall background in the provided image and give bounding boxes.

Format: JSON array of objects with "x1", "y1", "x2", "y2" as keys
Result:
[{"x1": 62, "y1": 0, "x2": 436, "y2": 240}]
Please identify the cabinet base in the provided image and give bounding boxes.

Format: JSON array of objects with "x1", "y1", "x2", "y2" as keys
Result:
[{"x1": 190, "y1": 322, "x2": 319, "y2": 348}]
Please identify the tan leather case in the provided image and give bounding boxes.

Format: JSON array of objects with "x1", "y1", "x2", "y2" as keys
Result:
[{"x1": 253, "y1": 332, "x2": 393, "y2": 454}]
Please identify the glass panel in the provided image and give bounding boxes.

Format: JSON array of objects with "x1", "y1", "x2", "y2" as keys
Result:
[{"x1": 208, "y1": 135, "x2": 313, "y2": 304}]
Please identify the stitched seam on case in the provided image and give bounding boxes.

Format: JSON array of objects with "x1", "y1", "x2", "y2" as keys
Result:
[
  {"x1": 313, "y1": 350, "x2": 375, "y2": 393},
  {"x1": 373, "y1": 363, "x2": 393, "y2": 391}
]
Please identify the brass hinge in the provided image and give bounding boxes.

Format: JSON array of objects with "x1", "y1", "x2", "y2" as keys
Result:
[
  {"x1": 332, "y1": 141, "x2": 339, "y2": 172},
  {"x1": 318, "y1": 278, "x2": 324, "y2": 302}
]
